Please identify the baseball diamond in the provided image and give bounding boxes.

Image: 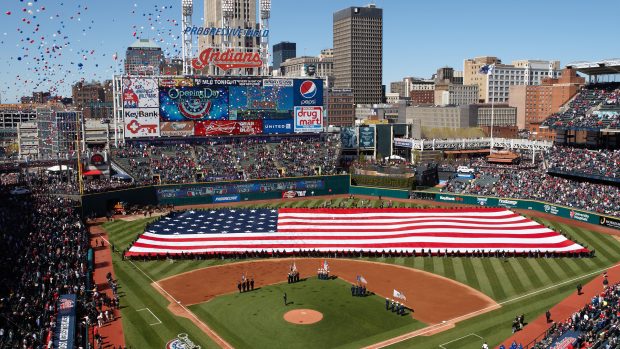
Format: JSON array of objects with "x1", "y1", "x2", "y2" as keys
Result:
[{"x1": 95, "y1": 196, "x2": 620, "y2": 349}]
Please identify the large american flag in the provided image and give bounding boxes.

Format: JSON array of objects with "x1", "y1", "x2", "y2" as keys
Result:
[{"x1": 125, "y1": 208, "x2": 588, "y2": 256}]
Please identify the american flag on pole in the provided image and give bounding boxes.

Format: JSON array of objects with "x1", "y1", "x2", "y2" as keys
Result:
[{"x1": 125, "y1": 208, "x2": 588, "y2": 257}]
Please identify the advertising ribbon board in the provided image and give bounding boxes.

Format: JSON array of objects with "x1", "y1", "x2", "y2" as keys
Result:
[
  {"x1": 194, "y1": 120, "x2": 262, "y2": 136},
  {"x1": 52, "y1": 294, "x2": 77, "y2": 349},
  {"x1": 262, "y1": 119, "x2": 294, "y2": 134}
]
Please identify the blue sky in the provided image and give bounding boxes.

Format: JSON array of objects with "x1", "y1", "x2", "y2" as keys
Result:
[{"x1": 1, "y1": 0, "x2": 619, "y2": 103}]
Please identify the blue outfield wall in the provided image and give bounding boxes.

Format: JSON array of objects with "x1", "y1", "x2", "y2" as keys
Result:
[
  {"x1": 81, "y1": 175, "x2": 350, "y2": 216},
  {"x1": 418, "y1": 191, "x2": 620, "y2": 231}
]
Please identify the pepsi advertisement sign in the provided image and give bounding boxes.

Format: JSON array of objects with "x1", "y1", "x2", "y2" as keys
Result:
[
  {"x1": 263, "y1": 119, "x2": 294, "y2": 134},
  {"x1": 294, "y1": 79, "x2": 323, "y2": 106}
]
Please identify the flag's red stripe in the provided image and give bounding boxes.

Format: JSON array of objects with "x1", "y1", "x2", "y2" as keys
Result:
[
  {"x1": 138, "y1": 231, "x2": 560, "y2": 242},
  {"x1": 277, "y1": 216, "x2": 527, "y2": 224},
  {"x1": 277, "y1": 214, "x2": 520, "y2": 221},
  {"x1": 276, "y1": 224, "x2": 546, "y2": 233},
  {"x1": 278, "y1": 208, "x2": 509, "y2": 214},
  {"x1": 131, "y1": 239, "x2": 579, "y2": 250}
]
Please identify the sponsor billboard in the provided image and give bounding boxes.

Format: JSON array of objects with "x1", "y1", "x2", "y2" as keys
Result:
[
  {"x1": 262, "y1": 119, "x2": 294, "y2": 134},
  {"x1": 340, "y1": 127, "x2": 358, "y2": 149},
  {"x1": 294, "y1": 79, "x2": 324, "y2": 106},
  {"x1": 229, "y1": 85, "x2": 293, "y2": 111},
  {"x1": 194, "y1": 120, "x2": 262, "y2": 136},
  {"x1": 213, "y1": 194, "x2": 241, "y2": 203},
  {"x1": 294, "y1": 106, "x2": 323, "y2": 133},
  {"x1": 52, "y1": 294, "x2": 77, "y2": 349},
  {"x1": 600, "y1": 216, "x2": 620, "y2": 230},
  {"x1": 160, "y1": 122, "x2": 194, "y2": 137},
  {"x1": 358, "y1": 127, "x2": 375, "y2": 148},
  {"x1": 122, "y1": 78, "x2": 159, "y2": 108},
  {"x1": 124, "y1": 108, "x2": 160, "y2": 138},
  {"x1": 282, "y1": 190, "x2": 307, "y2": 198},
  {"x1": 159, "y1": 85, "x2": 229, "y2": 121}
]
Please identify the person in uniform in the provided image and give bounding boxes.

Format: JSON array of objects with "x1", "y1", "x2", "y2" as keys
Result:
[
  {"x1": 283, "y1": 292, "x2": 288, "y2": 306},
  {"x1": 237, "y1": 281, "x2": 242, "y2": 293},
  {"x1": 250, "y1": 278, "x2": 254, "y2": 291},
  {"x1": 577, "y1": 283, "x2": 582, "y2": 295},
  {"x1": 545, "y1": 310, "x2": 551, "y2": 323},
  {"x1": 385, "y1": 298, "x2": 389, "y2": 310},
  {"x1": 351, "y1": 284, "x2": 355, "y2": 296}
]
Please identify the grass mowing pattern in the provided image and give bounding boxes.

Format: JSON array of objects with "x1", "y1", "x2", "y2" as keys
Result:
[
  {"x1": 103, "y1": 198, "x2": 620, "y2": 348},
  {"x1": 189, "y1": 278, "x2": 425, "y2": 349}
]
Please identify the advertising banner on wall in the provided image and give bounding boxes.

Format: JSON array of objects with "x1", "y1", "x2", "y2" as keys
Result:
[
  {"x1": 52, "y1": 294, "x2": 77, "y2": 349},
  {"x1": 159, "y1": 85, "x2": 229, "y2": 121},
  {"x1": 158, "y1": 77, "x2": 194, "y2": 88},
  {"x1": 122, "y1": 78, "x2": 159, "y2": 108},
  {"x1": 359, "y1": 127, "x2": 375, "y2": 148},
  {"x1": 124, "y1": 108, "x2": 160, "y2": 138},
  {"x1": 340, "y1": 127, "x2": 358, "y2": 149},
  {"x1": 294, "y1": 106, "x2": 323, "y2": 133},
  {"x1": 160, "y1": 122, "x2": 194, "y2": 137},
  {"x1": 293, "y1": 79, "x2": 324, "y2": 106},
  {"x1": 262, "y1": 119, "x2": 294, "y2": 134},
  {"x1": 194, "y1": 120, "x2": 262, "y2": 136},
  {"x1": 600, "y1": 216, "x2": 620, "y2": 230}
]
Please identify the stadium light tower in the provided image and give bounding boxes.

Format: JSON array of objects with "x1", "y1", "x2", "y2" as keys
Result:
[
  {"x1": 259, "y1": 0, "x2": 271, "y2": 76},
  {"x1": 181, "y1": 0, "x2": 194, "y2": 75}
]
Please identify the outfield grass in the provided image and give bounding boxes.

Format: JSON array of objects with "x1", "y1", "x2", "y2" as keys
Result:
[
  {"x1": 102, "y1": 197, "x2": 620, "y2": 348},
  {"x1": 189, "y1": 277, "x2": 425, "y2": 349}
]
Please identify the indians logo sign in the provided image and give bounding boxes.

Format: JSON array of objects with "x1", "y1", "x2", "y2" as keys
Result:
[
  {"x1": 192, "y1": 48, "x2": 263, "y2": 71},
  {"x1": 59, "y1": 298, "x2": 74, "y2": 311}
]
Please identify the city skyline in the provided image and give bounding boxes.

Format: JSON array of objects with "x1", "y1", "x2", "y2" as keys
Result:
[{"x1": 1, "y1": 0, "x2": 619, "y2": 103}]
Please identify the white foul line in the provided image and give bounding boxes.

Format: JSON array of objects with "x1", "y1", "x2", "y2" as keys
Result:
[
  {"x1": 439, "y1": 333, "x2": 483, "y2": 349},
  {"x1": 364, "y1": 262, "x2": 620, "y2": 349},
  {"x1": 137, "y1": 307, "x2": 162, "y2": 326},
  {"x1": 98, "y1": 234, "x2": 233, "y2": 349}
]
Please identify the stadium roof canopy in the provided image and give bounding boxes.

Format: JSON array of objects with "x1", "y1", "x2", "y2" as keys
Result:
[{"x1": 566, "y1": 59, "x2": 620, "y2": 76}]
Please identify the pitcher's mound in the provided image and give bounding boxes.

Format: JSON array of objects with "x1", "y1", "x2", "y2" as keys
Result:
[{"x1": 283, "y1": 309, "x2": 323, "y2": 325}]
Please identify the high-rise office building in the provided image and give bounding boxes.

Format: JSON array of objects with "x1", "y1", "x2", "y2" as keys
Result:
[
  {"x1": 273, "y1": 42, "x2": 296, "y2": 72},
  {"x1": 124, "y1": 39, "x2": 164, "y2": 76},
  {"x1": 333, "y1": 4, "x2": 383, "y2": 104}
]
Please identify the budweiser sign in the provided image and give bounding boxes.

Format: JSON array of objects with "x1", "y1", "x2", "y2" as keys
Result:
[{"x1": 192, "y1": 48, "x2": 263, "y2": 71}]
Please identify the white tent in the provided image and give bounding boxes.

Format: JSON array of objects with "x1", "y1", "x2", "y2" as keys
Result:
[
  {"x1": 46, "y1": 165, "x2": 72, "y2": 172},
  {"x1": 384, "y1": 155, "x2": 405, "y2": 161}
]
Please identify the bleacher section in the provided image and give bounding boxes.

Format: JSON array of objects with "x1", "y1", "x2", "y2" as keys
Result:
[
  {"x1": 542, "y1": 83, "x2": 620, "y2": 130},
  {"x1": 108, "y1": 136, "x2": 342, "y2": 186}
]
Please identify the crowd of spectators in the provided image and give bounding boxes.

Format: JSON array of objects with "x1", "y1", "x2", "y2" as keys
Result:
[
  {"x1": 110, "y1": 136, "x2": 342, "y2": 187},
  {"x1": 0, "y1": 187, "x2": 91, "y2": 348},
  {"x1": 548, "y1": 146, "x2": 619, "y2": 181},
  {"x1": 542, "y1": 83, "x2": 620, "y2": 130},
  {"x1": 513, "y1": 280, "x2": 620, "y2": 349},
  {"x1": 444, "y1": 162, "x2": 620, "y2": 217}
]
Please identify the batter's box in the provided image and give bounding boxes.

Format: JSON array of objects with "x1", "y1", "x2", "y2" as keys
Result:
[{"x1": 439, "y1": 333, "x2": 484, "y2": 349}]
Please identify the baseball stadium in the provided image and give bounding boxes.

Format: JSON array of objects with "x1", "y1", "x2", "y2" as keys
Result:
[
  {"x1": 1, "y1": 0, "x2": 620, "y2": 346},
  {"x1": 1, "y1": 57, "x2": 620, "y2": 349}
]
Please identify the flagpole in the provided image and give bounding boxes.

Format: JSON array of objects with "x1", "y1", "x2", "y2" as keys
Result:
[{"x1": 488, "y1": 65, "x2": 495, "y2": 150}]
